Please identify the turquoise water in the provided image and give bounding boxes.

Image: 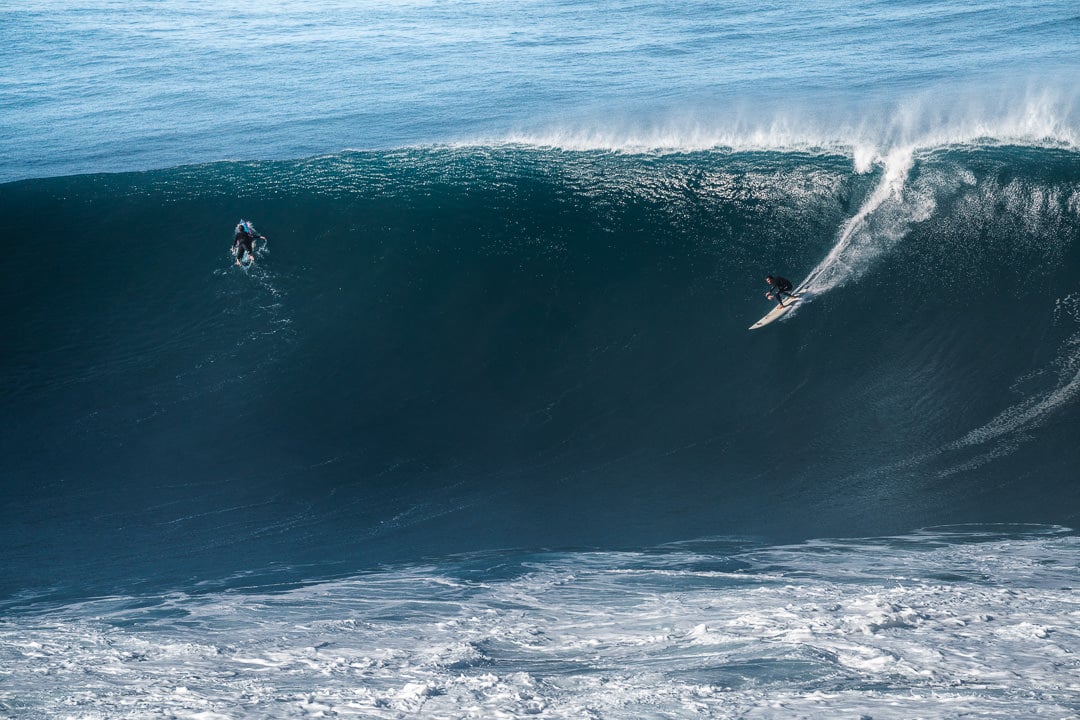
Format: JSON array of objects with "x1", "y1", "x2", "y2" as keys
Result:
[
  {"x1": 2, "y1": 0, "x2": 1077, "y2": 179},
  {"x1": 3, "y1": 2, "x2": 1080, "y2": 716}
]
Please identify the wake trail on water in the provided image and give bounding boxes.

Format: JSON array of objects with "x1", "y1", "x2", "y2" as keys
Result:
[
  {"x1": 798, "y1": 146, "x2": 917, "y2": 295},
  {"x1": 934, "y1": 295, "x2": 1080, "y2": 476}
]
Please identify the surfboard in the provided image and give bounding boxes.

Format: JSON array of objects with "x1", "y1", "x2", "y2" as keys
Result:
[{"x1": 749, "y1": 295, "x2": 803, "y2": 330}]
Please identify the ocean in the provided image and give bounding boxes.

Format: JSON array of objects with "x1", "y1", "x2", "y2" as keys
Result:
[{"x1": 2, "y1": 1, "x2": 1079, "y2": 717}]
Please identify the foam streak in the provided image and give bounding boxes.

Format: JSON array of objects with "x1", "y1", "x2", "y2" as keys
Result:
[{"x1": 800, "y1": 148, "x2": 916, "y2": 294}]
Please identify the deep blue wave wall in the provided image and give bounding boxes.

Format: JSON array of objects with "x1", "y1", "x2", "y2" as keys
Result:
[{"x1": 2, "y1": 146, "x2": 1078, "y2": 603}]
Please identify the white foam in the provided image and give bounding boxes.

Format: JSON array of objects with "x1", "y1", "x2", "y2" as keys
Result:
[
  {"x1": 3, "y1": 528, "x2": 1077, "y2": 719},
  {"x1": 492, "y1": 81, "x2": 1079, "y2": 160},
  {"x1": 798, "y1": 146, "x2": 917, "y2": 294}
]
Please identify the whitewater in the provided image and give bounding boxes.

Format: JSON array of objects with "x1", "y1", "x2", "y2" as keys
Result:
[
  {"x1": 3, "y1": 527, "x2": 1077, "y2": 718},
  {"x1": 3, "y1": 1, "x2": 1080, "y2": 718}
]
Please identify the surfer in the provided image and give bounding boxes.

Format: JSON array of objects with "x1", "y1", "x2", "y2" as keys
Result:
[
  {"x1": 764, "y1": 275, "x2": 794, "y2": 307},
  {"x1": 233, "y1": 220, "x2": 264, "y2": 266}
]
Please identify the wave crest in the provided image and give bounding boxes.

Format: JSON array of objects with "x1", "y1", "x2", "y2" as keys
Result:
[{"x1": 490, "y1": 80, "x2": 1079, "y2": 169}]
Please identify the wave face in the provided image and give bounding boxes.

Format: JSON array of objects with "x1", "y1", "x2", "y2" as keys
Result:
[{"x1": 2, "y1": 145, "x2": 1079, "y2": 604}]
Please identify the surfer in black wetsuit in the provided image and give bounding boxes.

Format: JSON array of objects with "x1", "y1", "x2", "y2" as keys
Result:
[
  {"x1": 765, "y1": 275, "x2": 795, "y2": 307},
  {"x1": 233, "y1": 221, "x2": 264, "y2": 266}
]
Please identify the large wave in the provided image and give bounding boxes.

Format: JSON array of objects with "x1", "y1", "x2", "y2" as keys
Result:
[{"x1": 1, "y1": 141, "x2": 1078, "y2": 602}]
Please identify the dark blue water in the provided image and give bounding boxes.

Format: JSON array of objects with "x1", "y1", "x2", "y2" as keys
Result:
[{"x1": 3, "y1": 145, "x2": 1079, "y2": 606}]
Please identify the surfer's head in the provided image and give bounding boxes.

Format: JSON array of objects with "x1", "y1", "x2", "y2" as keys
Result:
[{"x1": 765, "y1": 275, "x2": 774, "y2": 284}]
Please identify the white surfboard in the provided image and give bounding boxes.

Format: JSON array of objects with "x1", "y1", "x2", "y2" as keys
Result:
[{"x1": 749, "y1": 295, "x2": 803, "y2": 330}]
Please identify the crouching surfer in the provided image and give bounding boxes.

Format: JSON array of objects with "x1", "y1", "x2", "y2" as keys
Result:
[
  {"x1": 233, "y1": 220, "x2": 265, "y2": 266},
  {"x1": 764, "y1": 274, "x2": 795, "y2": 307}
]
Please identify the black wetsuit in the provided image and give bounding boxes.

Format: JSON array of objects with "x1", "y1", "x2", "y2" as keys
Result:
[
  {"x1": 768, "y1": 276, "x2": 794, "y2": 305},
  {"x1": 233, "y1": 230, "x2": 255, "y2": 262}
]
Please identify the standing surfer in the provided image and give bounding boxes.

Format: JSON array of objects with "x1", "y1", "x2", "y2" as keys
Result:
[
  {"x1": 233, "y1": 220, "x2": 265, "y2": 266},
  {"x1": 764, "y1": 275, "x2": 794, "y2": 307}
]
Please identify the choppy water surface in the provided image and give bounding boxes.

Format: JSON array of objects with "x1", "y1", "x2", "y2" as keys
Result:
[{"x1": 3, "y1": 527, "x2": 1078, "y2": 718}]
